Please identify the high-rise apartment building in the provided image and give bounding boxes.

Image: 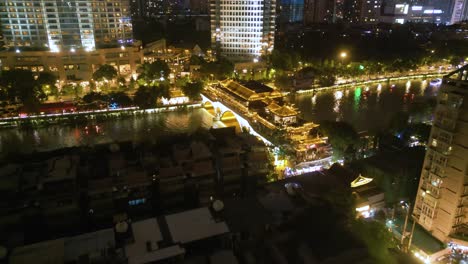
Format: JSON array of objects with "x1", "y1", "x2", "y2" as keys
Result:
[
  {"x1": 210, "y1": 0, "x2": 275, "y2": 61},
  {"x1": 0, "y1": 0, "x2": 133, "y2": 52},
  {"x1": 279, "y1": 0, "x2": 304, "y2": 23},
  {"x1": 303, "y1": 0, "x2": 341, "y2": 24},
  {"x1": 451, "y1": 0, "x2": 468, "y2": 24},
  {"x1": 413, "y1": 65, "x2": 468, "y2": 242},
  {"x1": 360, "y1": 0, "x2": 381, "y2": 23},
  {"x1": 343, "y1": 0, "x2": 362, "y2": 23}
]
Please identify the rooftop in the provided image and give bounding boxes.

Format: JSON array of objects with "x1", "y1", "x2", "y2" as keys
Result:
[
  {"x1": 10, "y1": 239, "x2": 64, "y2": 264},
  {"x1": 220, "y1": 80, "x2": 258, "y2": 101},
  {"x1": 165, "y1": 207, "x2": 229, "y2": 244},
  {"x1": 64, "y1": 228, "x2": 115, "y2": 263},
  {"x1": 267, "y1": 103, "x2": 298, "y2": 117},
  {"x1": 125, "y1": 218, "x2": 185, "y2": 264},
  {"x1": 242, "y1": 81, "x2": 274, "y2": 94}
]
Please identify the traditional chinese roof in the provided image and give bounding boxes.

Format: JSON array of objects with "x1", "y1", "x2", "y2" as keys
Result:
[
  {"x1": 266, "y1": 102, "x2": 281, "y2": 112},
  {"x1": 267, "y1": 103, "x2": 297, "y2": 117},
  {"x1": 220, "y1": 80, "x2": 260, "y2": 101}
]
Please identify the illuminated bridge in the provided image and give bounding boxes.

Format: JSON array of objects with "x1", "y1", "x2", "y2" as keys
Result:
[{"x1": 201, "y1": 94, "x2": 272, "y2": 146}]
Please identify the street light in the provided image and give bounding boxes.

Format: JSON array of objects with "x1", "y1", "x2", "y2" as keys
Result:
[{"x1": 339, "y1": 52, "x2": 348, "y2": 66}]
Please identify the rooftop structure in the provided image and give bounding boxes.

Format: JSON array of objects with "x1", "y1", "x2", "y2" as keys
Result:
[
  {"x1": 165, "y1": 207, "x2": 230, "y2": 244},
  {"x1": 125, "y1": 218, "x2": 185, "y2": 264},
  {"x1": 10, "y1": 228, "x2": 115, "y2": 264},
  {"x1": 218, "y1": 80, "x2": 282, "y2": 105}
]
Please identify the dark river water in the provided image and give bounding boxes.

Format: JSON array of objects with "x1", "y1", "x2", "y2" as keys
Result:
[
  {"x1": 0, "y1": 79, "x2": 439, "y2": 156},
  {"x1": 290, "y1": 79, "x2": 438, "y2": 131}
]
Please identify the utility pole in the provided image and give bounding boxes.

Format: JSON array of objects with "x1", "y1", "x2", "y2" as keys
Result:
[
  {"x1": 407, "y1": 217, "x2": 416, "y2": 251},
  {"x1": 400, "y1": 202, "x2": 411, "y2": 251}
]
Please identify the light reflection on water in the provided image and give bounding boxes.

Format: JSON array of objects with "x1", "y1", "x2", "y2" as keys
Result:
[
  {"x1": 0, "y1": 109, "x2": 213, "y2": 157},
  {"x1": 0, "y1": 79, "x2": 440, "y2": 157},
  {"x1": 291, "y1": 79, "x2": 438, "y2": 131}
]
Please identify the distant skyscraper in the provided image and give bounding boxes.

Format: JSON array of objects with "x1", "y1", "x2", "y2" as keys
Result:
[
  {"x1": 343, "y1": 0, "x2": 362, "y2": 23},
  {"x1": 279, "y1": 0, "x2": 304, "y2": 23},
  {"x1": 210, "y1": 0, "x2": 275, "y2": 61},
  {"x1": 303, "y1": 0, "x2": 337, "y2": 24},
  {"x1": 360, "y1": 0, "x2": 382, "y2": 23},
  {"x1": 451, "y1": 0, "x2": 468, "y2": 24},
  {"x1": 0, "y1": 0, "x2": 133, "y2": 52},
  {"x1": 413, "y1": 65, "x2": 468, "y2": 243}
]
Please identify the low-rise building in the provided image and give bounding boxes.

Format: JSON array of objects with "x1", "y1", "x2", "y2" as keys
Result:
[{"x1": 0, "y1": 46, "x2": 143, "y2": 82}]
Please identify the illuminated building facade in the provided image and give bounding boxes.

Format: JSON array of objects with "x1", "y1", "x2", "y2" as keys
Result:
[
  {"x1": 0, "y1": 0, "x2": 133, "y2": 52},
  {"x1": 279, "y1": 0, "x2": 304, "y2": 23},
  {"x1": 303, "y1": 0, "x2": 343, "y2": 24},
  {"x1": 413, "y1": 65, "x2": 468, "y2": 242},
  {"x1": 360, "y1": 0, "x2": 381, "y2": 23},
  {"x1": 0, "y1": 46, "x2": 143, "y2": 81},
  {"x1": 343, "y1": 0, "x2": 362, "y2": 23},
  {"x1": 451, "y1": 0, "x2": 468, "y2": 24},
  {"x1": 210, "y1": 0, "x2": 275, "y2": 61}
]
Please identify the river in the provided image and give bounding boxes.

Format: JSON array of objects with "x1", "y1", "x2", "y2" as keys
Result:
[
  {"x1": 290, "y1": 79, "x2": 438, "y2": 131},
  {"x1": 0, "y1": 79, "x2": 439, "y2": 156}
]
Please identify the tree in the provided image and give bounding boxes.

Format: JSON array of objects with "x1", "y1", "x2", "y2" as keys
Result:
[
  {"x1": 200, "y1": 57, "x2": 234, "y2": 80},
  {"x1": 352, "y1": 219, "x2": 396, "y2": 264},
  {"x1": 317, "y1": 74, "x2": 336, "y2": 87},
  {"x1": 175, "y1": 76, "x2": 190, "y2": 88},
  {"x1": 82, "y1": 92, "x2": 108, "y2": 104},
  {"x1": 92, "y1": 64, "x2": 118, "y2": 81},
  {"x1": 181, "y1": 81, "x2": 204, "y2": 100},
  {"x1": 318, "y1": 121, "x2": 359, "y2": 160},
  {"x1": 0, "y1": 69, "x2": 46, "y2": 112},
  {"x1": 37, "y1": 72, "x2": 58, "y2": 96},
  {"x1": 134, "y1": 86, "x2": 157, "y2": 109},
  {"x1": 61, "y1": 84, "x2": 77, "y2": 96},
  {"x1": 274, "y1": 73, "x2": 291, "y2": 90},
  {"x1": 269, "y1": 50, "x2": 301, "y2": 71},
  {"x1": 108, "y1": 91, "x2": 133, "y2": 108},
  {"x1": 128, "y1": 77, "x2": 137, "y2": 91},
  {"x1": 137, "y1": 60, "x2": 170, "y2": 84}
]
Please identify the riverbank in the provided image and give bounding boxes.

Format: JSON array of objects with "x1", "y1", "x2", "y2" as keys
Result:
[
  {"x1": 0, "y1": 103, "x2": 202, "y2": 129},
  {"x1": 295, "y1": 72, "x2": 447, "y2": 94}
]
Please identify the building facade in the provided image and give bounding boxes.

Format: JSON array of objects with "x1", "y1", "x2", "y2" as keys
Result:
[
  {"x1": 0, "y1": 46, "x2": 143, "y2": 81},
  {"x1": 360, "y1": 0, "x2": 381, "y2": 23},
  {"x1": 413, "y1": 65, "x2": 468, "y2": 242},
  {"x1": 279, "y1": 0, "x2": 304, "y2": 23},
  {"x1": 303, "y1": 0, "x2": 338, "y2": 24},
  {"x1": 210, "y1": 0, "x2": 275, "y2": 61},
  {"x1": 0, "y1": 0, "x2": 133, "y2": 51},
  {"x1": 451, "y1": 0, "x2": 468, "y2": 24}
]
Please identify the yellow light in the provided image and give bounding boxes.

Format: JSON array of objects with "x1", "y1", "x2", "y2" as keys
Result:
[
  {"x1": 350, "y1": 175, "x2": 373, "y2": 188},
  {"x1": 356, "y1": 205, "x2": 370, "y2": 212},
  {"x1": 340, "y1": 52, "x2": 347, "y2": 58}
]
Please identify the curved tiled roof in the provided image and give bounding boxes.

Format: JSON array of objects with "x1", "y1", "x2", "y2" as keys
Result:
[{"x1": 220, "y1": 80, "x2": 260, "y2": 101}]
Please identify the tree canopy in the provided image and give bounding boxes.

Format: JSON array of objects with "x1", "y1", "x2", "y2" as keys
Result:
[
  {"x1": 93, "y1": 64, "x2": 118, "y2": 81},
  {"x1": 200, "y1": 57, "x2": 234, "y2": 80},
  {"x1": 138, "y1": 60, "x2": 171, "y2": 84},
  {"x1": 0, "y1": 69, "x2": 47, "y2": 112},
  {"x1": 318, "y1": 121, "x2": 359, "y2": 161},
  {"x1": 181, "y1": 81, "x2": 204, "y2": 100}
]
